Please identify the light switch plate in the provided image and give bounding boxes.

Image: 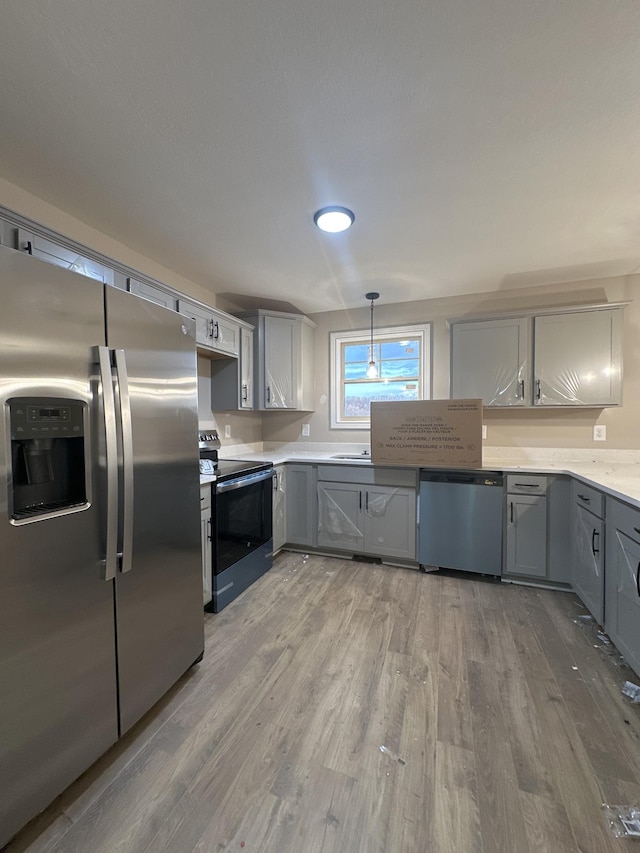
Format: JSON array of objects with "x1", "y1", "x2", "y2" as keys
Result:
[
  {"x1": 302, "y1": 423, "x2": 310, "y2": 437},
  {"x1": 482, "y1": 424, "x2": 487, "y2": 440},
  {"x1": 593, "y1": 425, "x2": 606, "y2": 441},
  {"x1": 224, "y1": 424, "x2": 231, "y2": 438}
]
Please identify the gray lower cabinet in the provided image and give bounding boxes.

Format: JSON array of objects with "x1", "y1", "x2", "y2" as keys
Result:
[
  {"x1": 605, "y1": 498, "x2": 640, "y2": 677},
  {"x1": 200, "y1": 485, "x2": 212, "y2": 606},
  {"x1": 505, "y1": 475, "x2": 547, "y2": 578},
  {"x1": 317, "y1": 466, "x2": 417, "y2": 561},
  {"x1": 285, "y1": 464, "x2": 317, "y2": 547},
  {"x1": 273, "y1": 464, "x2": 286, "y2": 553},
  {"x1": 572, "y1": 483, "x2": 604, "y2": 622}
]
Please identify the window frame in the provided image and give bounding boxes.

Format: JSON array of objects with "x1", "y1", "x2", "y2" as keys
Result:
[{"x1": 330, "y1": 323, "x2": 432, "y2": 430}]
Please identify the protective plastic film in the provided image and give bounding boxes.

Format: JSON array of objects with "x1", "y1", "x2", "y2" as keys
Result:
[
  {"x1": 366, "y1": 489, "x2": 399, "y2": 518},
  {"x1": 266, "y1": 365, "x2": 291, "y2": 407},
  {"x1": 484, "y1": 363, "x2": 527, "y2": 406},
  {"x1": 539, "y1": 367, "x2": 592, "y2": 405},
  {"x1": 318, "y1": 487, "x2": 362, "y2": 538}
]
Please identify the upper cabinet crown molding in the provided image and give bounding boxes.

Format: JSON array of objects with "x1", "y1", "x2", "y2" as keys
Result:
[
  {"x1": 451, "y1": 305, "x2": 625, "y2": 408},
  {"x1": 446, "y1": 301, "x2": 630, "y2": 328}
]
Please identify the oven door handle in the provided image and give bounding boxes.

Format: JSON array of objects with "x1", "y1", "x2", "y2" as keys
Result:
[{"x1": 216, "y1": 468, "x2": 275, "y2": 493}]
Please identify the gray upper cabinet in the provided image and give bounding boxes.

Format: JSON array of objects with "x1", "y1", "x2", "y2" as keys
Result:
[
  {"x1": 450, "y1": 306, "x2": 624, "y2": 408},
  {"x1": 534, "y1": 308, "x2": 623, "y2": 406},
  {"x1": 18, "y1": 229, "x2": 114, "y2": 286},
  {"x1": 178, "y1": 299, "x2": 240, "y2": 358},
  {"x1": 210, "y1": 322, "x2": 254, "y2": 410},
  {"x1": 451, "y1": 317, "x2": 530, "y2": 406},
  {"x1": 128, "y1": 277, "x2": 178, "y2": 310},
  {"x1": 239, "y1": 310, "x2": 316, "y2": 411}
]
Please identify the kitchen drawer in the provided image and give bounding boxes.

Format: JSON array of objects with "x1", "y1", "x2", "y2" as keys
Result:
[
  {"x1": 607, "y1": 497, "x2": 640, "y2": 542},
  {"x1": 506, "y1": 474, "x2": 548, "y2": 495},
  {"x1": 318, "y1": 464, "x2": 417, "y2": 488},
  {"x1": 573, "y1": 480, "x2": 604, "y2": 519}
]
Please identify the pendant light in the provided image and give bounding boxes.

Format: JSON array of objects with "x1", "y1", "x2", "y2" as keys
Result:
[{"x1": 366, "y1": 291, "x2": 380, "y2": 378}]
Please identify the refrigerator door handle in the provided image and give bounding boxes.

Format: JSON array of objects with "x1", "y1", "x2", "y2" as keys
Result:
[
  {"x1": 98, "y1": 346, "x2": 118, "y2": 581},
  {"x1": 115, "y1": 349, "x2": 134, "y2": 573}
]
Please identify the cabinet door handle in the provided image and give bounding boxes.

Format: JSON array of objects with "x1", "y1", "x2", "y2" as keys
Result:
[
  {"x1": 266, "y1": 386, "x2": 271, "y2": 404},
  {"x1": 242, "y1": 383, "x2": 248, "y2": 401},
  {"x1": 578, "y1": 494, "x2": 590, "y2": 503},
  {"x1": 208, "y1": 318, "x2": 214, "y2": 339},
  {"x1": 519, "y1": 379, "x2": 525, "y2": 399},
  {"x1": 207, "y1": 518, "x2": 213, "y2": 542},
  {"x1": 634, "y1": 527, "x2": 640, "y2": 536},
  {"x1": 213, "y1": 321, "x2": 219, "y2": 340},
  {"x1": 637, "y1": 562, "x2": 640, "y2": 598},
  {"x1": 535, "y1": 378, "x2": 541, "y2": 400},
  {"x1": 510, "y1": 501, "x2": 514, "y2": 523},
  {"x1": 359, "y1": 491, "x2": 362, "y2": 510},
  {"x1": 591, "y1": 528, "x2": 599, "y2": 555},
  {"x1": 365, "y1": 491, "x2": 369, "y2": 512}
]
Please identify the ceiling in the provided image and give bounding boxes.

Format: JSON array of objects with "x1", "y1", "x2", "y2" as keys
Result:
[{"x1": 1, "y1": 1, "x2": 639, "y2": 314}]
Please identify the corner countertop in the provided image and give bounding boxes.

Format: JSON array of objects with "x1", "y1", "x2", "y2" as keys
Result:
[{"x1": 205, "y1": 444, "x2": 640, "y2": 510}]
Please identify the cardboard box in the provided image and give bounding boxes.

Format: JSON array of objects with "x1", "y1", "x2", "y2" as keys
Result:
[{"x1": 370, "y1": 399, "x2": 483, "y2": 468}]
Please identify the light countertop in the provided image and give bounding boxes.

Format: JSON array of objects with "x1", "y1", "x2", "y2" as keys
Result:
[{"x1": 201, "y1": 445, "x2": 640, "y2": 510}]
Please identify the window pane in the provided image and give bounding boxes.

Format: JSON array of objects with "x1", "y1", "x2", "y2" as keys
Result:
[
  {"x1": 343, "y1": 380, "x2": 420, "y2": 417},
  {"x1": 380, "y1": 340, "x2": 419, "y2": 359},
  {"x1": 343, "y1": 343, "x2": 369, "y2": 363},
  {"x1": 379, "y1": 358, "x2": 419, "y2": 379},
  {"x1": 344, "y1": 361, "x2": 369, "y2": 380}
]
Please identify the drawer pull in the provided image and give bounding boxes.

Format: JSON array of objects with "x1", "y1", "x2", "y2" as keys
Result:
[
  {"x1": 634, "y1": 527, "x2": 640, "y2": 536},
  {"x1": 577, "y1": 494, "x2": 591, "y2": 502},
  {"x1": 514, "y1": 483, "x2": 540, "y2": 489}
]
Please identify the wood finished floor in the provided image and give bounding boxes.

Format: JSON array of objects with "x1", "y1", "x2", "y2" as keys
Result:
[{"x1": 7, "y1": 552, "x2": 640, "y2": 853}]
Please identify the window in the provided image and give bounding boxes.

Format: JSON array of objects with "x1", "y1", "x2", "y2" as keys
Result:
[{"x1": 330, "y1": 324, "x2": 431, "y2": 429}]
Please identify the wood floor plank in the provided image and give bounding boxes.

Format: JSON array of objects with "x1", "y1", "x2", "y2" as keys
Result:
[
  {"x1": 437, "y1": 576, "x2": 473, "y2": 750},
  {"x1": 9, "y1": 555, "x2": 640, "y2": 853},
  {"x1": 468, "y1": 659, "x2": 532, "y2": 853},
  {"x1": 432, "y1": 741, "x2": 483, "y2": 853}
]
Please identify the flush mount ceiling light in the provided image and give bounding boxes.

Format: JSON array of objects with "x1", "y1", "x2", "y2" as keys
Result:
[
  {"x1": 313, "y1": 206, "x2": 355, "y2": 233},
  {"x1": 366, "y1": 291, "x2": 380, "y2": 378}
]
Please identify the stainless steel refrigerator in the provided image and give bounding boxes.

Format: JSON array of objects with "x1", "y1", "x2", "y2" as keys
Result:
[{"x1": 0, "y1": 245, "x2": 204, "y2": 846}]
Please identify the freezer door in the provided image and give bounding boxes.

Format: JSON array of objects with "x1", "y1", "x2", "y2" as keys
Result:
[
  {"x1": 105, "y1": 287, "x2": 204, "y2": 734},
  {"x1": 0, "y1": 247, "x2": 118, "y2": 847}
]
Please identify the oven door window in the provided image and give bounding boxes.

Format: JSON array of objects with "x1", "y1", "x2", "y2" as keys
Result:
[{"x1": 215, "y1": 477, "x2": 273, "y2": 574}]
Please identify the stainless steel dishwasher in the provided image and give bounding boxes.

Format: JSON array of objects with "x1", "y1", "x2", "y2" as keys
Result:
[{"x1": 419, "y1": 470, "x2": 504, "y2": 575}]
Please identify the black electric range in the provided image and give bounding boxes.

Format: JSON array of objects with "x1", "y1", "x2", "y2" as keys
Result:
[{"x1": 215, "y1": 458, "x2": 274, "y2": 483}]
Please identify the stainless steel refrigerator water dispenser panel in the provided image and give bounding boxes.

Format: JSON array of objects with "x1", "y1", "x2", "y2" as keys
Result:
[{"x1": 9, "y1": 396, "x2": 87, "y2": 520}]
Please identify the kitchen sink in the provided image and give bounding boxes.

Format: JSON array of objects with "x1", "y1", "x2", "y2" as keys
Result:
[{"x1": 331, "y1": 454, "x2": 372, "y2": 461}]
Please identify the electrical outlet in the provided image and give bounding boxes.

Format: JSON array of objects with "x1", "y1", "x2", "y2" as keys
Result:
[
  {"x1": 224, "y1": 424, "x2": 231, "y2": 439},
  {"x1": 593, "y1": 425, "x2": 606, "y2": 441},
  {"x1": 482, "y1": 424, "x2": 487, "y2": 440},
  {"x1": 302, "y1": 423, "x2": 310, "y2": 437}
]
